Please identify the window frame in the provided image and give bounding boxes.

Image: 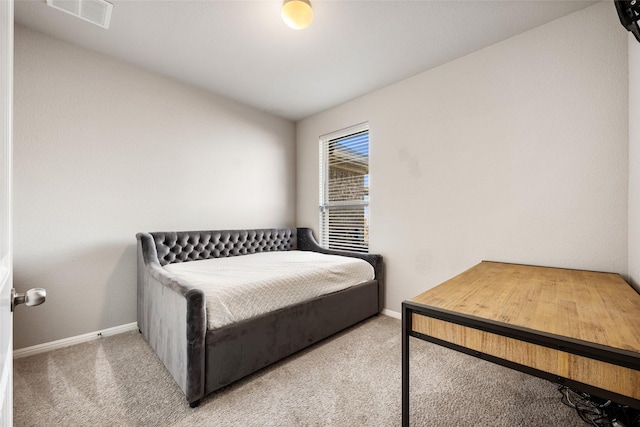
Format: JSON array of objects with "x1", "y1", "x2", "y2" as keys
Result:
[{"x1": 319, "y1": 122, "x2": 370, "y2": 253}]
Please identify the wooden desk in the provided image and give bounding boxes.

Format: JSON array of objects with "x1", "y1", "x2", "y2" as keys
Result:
[{"x1": 401, "y1": 261, "x2": 640, "y2": 426}]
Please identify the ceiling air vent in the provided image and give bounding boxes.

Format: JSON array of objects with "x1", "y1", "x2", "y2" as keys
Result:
[{"x1": 46, "y1": 0, "x2": 113, "y2": 29}]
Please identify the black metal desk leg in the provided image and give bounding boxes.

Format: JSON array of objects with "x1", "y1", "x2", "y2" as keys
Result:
[{"x1": 402, "y1": 303, "x2": 411, "y2": 427}]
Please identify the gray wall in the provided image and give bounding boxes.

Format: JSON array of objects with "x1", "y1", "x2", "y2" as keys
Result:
[
  {"x1": 630, "y1": 33, "x2": 640, "y2": 291},
  {"x1": 296, "y1": 2, "x2": 629, "y2": 313},
  {"x1": 13, "y1": 25, "x2": 296, "y2": 349}
]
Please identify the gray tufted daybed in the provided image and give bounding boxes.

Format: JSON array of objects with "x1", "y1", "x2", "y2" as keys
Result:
[{"x1": 136, "y1": 227, "x2": 384, "y2": 407}]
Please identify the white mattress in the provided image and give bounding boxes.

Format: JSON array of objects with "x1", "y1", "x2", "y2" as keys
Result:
[{"x1": 163, "y1": 250, "x2": 375, "y2": 330}]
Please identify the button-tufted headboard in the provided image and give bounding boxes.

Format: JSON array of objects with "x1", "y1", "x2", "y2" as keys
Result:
[{"x1": 150, "y1": 228, "x2": 298, "y2": 266}]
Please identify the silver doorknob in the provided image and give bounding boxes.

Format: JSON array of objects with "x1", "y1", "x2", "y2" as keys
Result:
[{"x1": 11, "y1": 288, "x2": 46, "y2": 312}]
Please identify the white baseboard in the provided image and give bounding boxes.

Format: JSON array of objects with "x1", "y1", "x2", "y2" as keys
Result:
[
  {"x1": 13, "y1": 322, "x2": 138, "y2": 359},
  {"x1": 381, "y1": 309, "x2": 401, "y2": 319}
]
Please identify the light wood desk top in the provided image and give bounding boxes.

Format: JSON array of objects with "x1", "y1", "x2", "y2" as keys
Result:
[
  {"x1": 403, "y1": 261, "x2": 640, "y2": 426},
  {"x1": 411, "y1": 261, "x2": 640, "y2": 354}
]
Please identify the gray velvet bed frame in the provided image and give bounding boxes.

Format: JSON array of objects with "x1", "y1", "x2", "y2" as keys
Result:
[{"x1": 136, "y1": 227, "x2": 384, "y2": 407}]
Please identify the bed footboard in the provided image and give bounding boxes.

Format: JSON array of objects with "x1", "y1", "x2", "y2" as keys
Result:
[{"x1": 137, "y1": 232, "x2": 206, "y2": 406}]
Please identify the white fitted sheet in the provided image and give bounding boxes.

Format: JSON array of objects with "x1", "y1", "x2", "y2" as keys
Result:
[{"x1": 163, "y1": 250, "x2": 375, "y2": 330}]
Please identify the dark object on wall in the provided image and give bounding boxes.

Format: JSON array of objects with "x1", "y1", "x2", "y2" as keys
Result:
[{"x1": 616, "y1": 0, "x2": 640, "y2": 42}]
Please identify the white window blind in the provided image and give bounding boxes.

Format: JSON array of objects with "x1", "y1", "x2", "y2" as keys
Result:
[{"x1": 319, "y1": 123, "x2": 369, "y2": 253}]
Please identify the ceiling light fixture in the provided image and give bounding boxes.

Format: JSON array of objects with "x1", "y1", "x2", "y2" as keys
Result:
[{"x1": 281, "y1": 0, "x2": 313, "y2": 30}]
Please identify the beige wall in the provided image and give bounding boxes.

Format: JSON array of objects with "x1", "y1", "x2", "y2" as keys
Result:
[
  {"x1": 13, "y1": 26, "x2": 296, "y2": 349},
  {"x1": 630, "y1": 33, "x2": 640, "y2": 291},
  {"x1": 13, "y1": 2, "x2": 635, "y2": 349},
  {"x1": 296, "y1": 2, "x2": 629, "y2": 313}
]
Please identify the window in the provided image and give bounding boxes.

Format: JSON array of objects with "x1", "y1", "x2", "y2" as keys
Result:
[{"x1": 319, "y1": 123, "x2": 369, "y2": 253}]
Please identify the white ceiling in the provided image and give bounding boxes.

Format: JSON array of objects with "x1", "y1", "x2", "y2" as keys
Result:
[{"x1": 14, "y1": 0, "x2": 600, "y2": 121}]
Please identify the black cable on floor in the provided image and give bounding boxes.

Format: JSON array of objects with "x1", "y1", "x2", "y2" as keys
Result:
[{"x1": 557, "y1": 385, "x2": 640, "y2": 427}]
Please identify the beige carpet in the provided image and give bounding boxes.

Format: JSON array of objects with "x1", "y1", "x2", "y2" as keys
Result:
[{"x1": 13, "y1": 316, "x2": 584, "y2": 426}]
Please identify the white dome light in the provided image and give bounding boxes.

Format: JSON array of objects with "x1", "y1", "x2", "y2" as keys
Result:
[{"x1": 281, "y1": 0, "x2": 313, "y2": 30}]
